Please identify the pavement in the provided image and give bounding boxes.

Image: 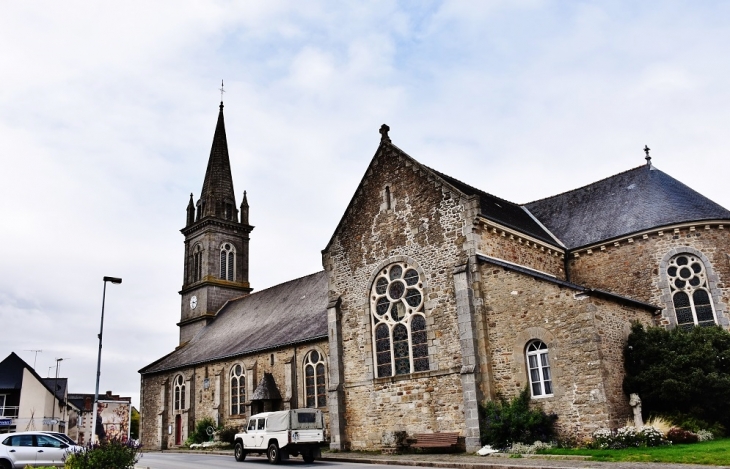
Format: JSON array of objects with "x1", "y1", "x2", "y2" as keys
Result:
[{"x1": 139, "y1": 449, "x2": 730, "y2": 469}]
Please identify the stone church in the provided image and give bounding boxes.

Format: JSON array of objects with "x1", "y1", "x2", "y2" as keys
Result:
[{"x1": 139, "y1": 103, "x2": 730, "y2": 452}]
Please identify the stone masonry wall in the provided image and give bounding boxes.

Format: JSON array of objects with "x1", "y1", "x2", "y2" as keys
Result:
[
  {"x1": 477, "y1": 262, "x2": 654, "y2": 438},
  {"x1": 140, "y1": 339, "x2": 329, "y2": 450},
  {"x1": 569, "y1": 226, "x2": 730, "y2": 327},
  {"x1": 322, "y1": 145, "x2": 474, "y2": 449},
  {"x1": 474, "y1": 223, "x2": 565, "y2": 278}
]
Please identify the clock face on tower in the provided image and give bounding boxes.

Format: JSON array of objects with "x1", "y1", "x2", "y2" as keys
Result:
[{"x1": 190, "y1": 296, "x2": 198, "y2": 310}]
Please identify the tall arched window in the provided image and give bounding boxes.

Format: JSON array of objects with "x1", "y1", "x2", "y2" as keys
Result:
[
  {"x1": 173, "y1": 375, "x2": 186, "y2": 411},
  {"x1": 667, "y1": 253, "x2": 717, "y2": 329},
  {"x1": 192, "y1": 244, "x2": 203, "y2": 282},
  {"x1": 370, "y1": 262, "x2": 429, "y2": 377},
  {"x1": 230, "y1": 365, "x2": 245, "y2": 415},
  {"x1": 303, "y1": 350, "x2": 327, "y2": 408},
  {"x1": 220, "y1": 243, "x2": 235, "y2": 281},
  {"x1": 526, "y1": 341, "x2": 552, "y2": 398}
]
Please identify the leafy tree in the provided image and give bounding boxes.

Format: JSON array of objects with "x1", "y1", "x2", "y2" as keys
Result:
[
  {"x1": 479, "y1": 386, "x2": 557, "y2": 447},
  {"x1": 623, "y1": 323, "x2": 730, "y2": 432}
]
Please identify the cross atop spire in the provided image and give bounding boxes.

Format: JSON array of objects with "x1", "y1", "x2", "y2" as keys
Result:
[
  {"x1": 644, "y1": 145, "x2": 651, "y2": 166},
  {"x1": 219, "y1": 80, "x2": 225, "y2": 111}
]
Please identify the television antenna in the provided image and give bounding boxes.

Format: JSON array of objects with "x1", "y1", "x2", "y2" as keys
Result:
[{"x1": 24, "y1": 350, "x2": 42, "y2": 369}]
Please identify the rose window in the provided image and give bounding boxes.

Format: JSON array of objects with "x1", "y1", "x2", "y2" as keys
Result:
[
  {"x1": 667, "y1": 254, "x2": 716, "y2": 329},
  {"x1": 370, "y1": 262, "x2": 429, "y2": 377}
]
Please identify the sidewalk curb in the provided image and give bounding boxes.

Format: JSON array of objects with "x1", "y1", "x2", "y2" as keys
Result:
[{"x1": 321, "y1": 455, "x2": 590, "y2": 469}]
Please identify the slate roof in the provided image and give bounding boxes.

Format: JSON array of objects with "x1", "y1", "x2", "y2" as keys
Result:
[
  {"x1": 432, "y1": 169, "x2": 561, "y2": 247},
  {"x1": 140, "y1": 271, "x2": 328, "y2": 375},
  {"x1": 525, "y1": 165, "x2": 730, "y2": 249},
  {"x1": 0, "y1": 353, "x2": 63, "y2": 400},
  {"x1": 251, "y1": 373, "x2": 282, "y2": 400},
  {"x1": 43, "y1": 378, "x2": 68, "y2": 401},
  {"x1": 199, "y1": 103, "x2": 237, "y2": 217}
]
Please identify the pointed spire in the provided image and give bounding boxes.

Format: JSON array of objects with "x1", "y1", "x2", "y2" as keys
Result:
[
  {"x1": 186, "y1": 193, "x2": 195, "y2": 226},
  {"x1": 240, "y1": 191, "x2": 249, "y2": 225},
  {"x1": 199, "y1": 103, "x2": 237, "y2": 220}
]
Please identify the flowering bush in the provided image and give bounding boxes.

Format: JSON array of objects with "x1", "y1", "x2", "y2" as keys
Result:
[
  {"x1": 696, "y1": 429, "x2": 714, "y2": 442},
  {"x1": 590, "y1": 426, "x2": 668, "y2": 449},
  {"x1": 64, "y1": 437, "x2": 141, "y2": 469},
  {"x1": 506, "y1": 441, "x2": 553, "y2": 454}
]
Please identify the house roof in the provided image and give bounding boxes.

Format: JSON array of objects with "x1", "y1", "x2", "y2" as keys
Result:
[
  {"x1": 525, "y1": 165, "x2": 730, "y2": 249},
  {"x1": 140, "y1": 271, "x2": 328, "y2": 375},
  {"x1": 0, "y1": 353, "x2": 64, "y2": 401},
  {"x1": 42, "y1": 378, "x2": 67, "y2": 401}
]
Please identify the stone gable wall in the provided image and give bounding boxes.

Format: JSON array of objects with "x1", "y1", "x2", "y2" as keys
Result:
[
  {"x1": 568, "y1": 226, "x2": 730, "y2": 328},
  {"x1": 477, "y1": 262, "x2": 654, "y2": 437},
  {"x1": 474, "y1": 224, "x2": 565, "y2": 278},
  {"x1": 323, "y1": 147, "x2": 474, "y2": 449},
  {"x1": 139, "y1": 339, "x2": 329, "y2": 450}
]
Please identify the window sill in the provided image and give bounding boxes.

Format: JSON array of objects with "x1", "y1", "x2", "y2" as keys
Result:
[{"x1": 372, "y1": 367, "x2": 455, "y2": 385}]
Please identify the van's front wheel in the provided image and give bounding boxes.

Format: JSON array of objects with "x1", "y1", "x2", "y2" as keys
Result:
[
  {"x1": 234, "y1": 441, "x2": 246, "y2": 462},
  {"x1": 267, "y1": 442, "x2": 281, "y2": 464}
]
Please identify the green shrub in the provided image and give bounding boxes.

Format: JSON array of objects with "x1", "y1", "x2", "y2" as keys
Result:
[
  {"x1": 479, "y1": 386, "x2": 557, "y2": 448},
  {"x1": 624, "y1": 323, "x2": 730, "y2": 431},
  {"x1": 63, "y1": 437, "x2": 140, "y2": 469},
  {"x1": 190, "y1": 417, "x2": 217, "y2": 444},
  {"x1": 217, "y1": 425, "x2": 240, "y2": 445}
]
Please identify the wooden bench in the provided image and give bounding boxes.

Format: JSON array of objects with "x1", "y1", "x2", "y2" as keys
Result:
[{"x1": 411, "y1": 432, "x2": 461, "y2": 451}]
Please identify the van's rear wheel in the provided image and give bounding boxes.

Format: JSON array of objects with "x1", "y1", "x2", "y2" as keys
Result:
[
  {"x1": 267, "y1": 442, "x2": 281, "y2": 464},
  {"x1": 234, "y1": 441, "x2": 246, "y2": 462},
  {"x1": 303, "y1": 448, "x2": 315, "y2": 463}
]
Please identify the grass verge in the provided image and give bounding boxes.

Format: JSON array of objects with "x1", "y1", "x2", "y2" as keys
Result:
[{"x1": 539, "y1": 439, "x2": 730, "y2": 465}]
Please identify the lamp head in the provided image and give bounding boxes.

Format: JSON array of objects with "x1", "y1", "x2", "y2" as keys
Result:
[{"x1": 103, "y1": 276, "x2": 122, "y2": 284}]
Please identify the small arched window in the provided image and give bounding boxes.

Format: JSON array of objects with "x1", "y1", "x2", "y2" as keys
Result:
[
  {"x1": 192, "y1": 244, "x2": 203, "y2": 282},
  {"x1": 230, "y1": 365, "x2": 245, "y2": 415},
  {"x1": 220, "y1": 243, "x2": 235, "y2": 281},
  {"x1": 526, "y1": 341, "x2": 552, "y2": 398},
  {"x1": 667, "y1": 253, "x2": 717, "y2": 329},
  {"x1": 370, "y1": 262, "x2": 429, "y2": 377},
  {"x1": 173, "y1": 375, "x2": 186, "y2": 411},
  {"x1": 303, "y1": 350, "x2": 327, "y2": 408}
]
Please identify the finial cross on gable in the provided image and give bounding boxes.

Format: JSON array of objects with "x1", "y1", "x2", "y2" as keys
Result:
[
  {"x1": 644, "y1": 145, "x2": 651, "y2": 165},
  {"x1": 379, "y1": 124, "x2": 390, "y2": 141}
]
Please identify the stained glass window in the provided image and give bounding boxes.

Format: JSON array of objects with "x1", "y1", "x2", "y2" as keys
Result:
[
  {"x1": 174, "y1": 375, "x2": 185, "y2": 411},
  {"x1": 667, "y1": 254, "x2": 716, "y2": 328},
  {"x1": 230, "y1": 365, "x2": 245, "y2": 415},
  {"x1": 370, "y1": 262, "x2": 429, "y2": 377},
  {"x1": 304, "y1": 350, "x2": 327, "y2": 408}
]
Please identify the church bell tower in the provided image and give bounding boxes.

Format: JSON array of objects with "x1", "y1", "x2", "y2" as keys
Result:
[{"x1": 178, "y1": 101, "x2": 253, "y2": 345}]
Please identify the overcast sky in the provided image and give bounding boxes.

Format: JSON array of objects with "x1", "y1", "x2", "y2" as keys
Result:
[{"x1": 2, "y1": 1, "x2": 730, "y2": 410}]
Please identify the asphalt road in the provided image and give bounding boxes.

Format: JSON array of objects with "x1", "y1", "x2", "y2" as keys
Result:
[{"x1": 135, "y1": 452, "x2": 421, "y2": 469}]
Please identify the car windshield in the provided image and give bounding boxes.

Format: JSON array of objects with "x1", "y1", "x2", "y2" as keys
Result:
[{"x1": 45, "y1": 432, "x2": 75, "y2": 445}]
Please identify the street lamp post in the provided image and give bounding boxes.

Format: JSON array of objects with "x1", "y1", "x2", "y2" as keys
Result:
[
  {"x1": 91, "y1": 276, "x2": 122, "y2": 443},
  {"x1": 50, "y1": 357, "x2": 67, "y2": 432}
]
